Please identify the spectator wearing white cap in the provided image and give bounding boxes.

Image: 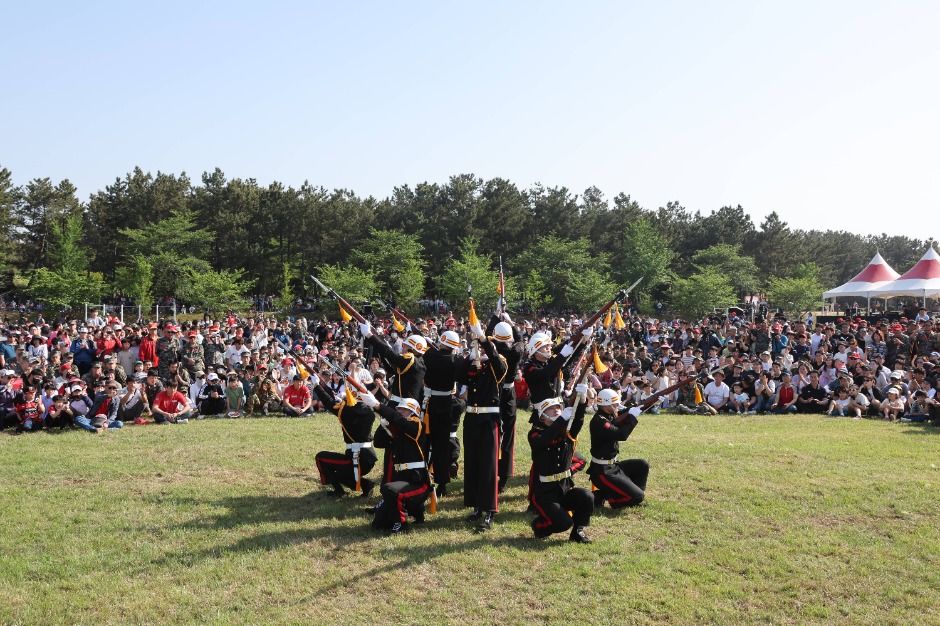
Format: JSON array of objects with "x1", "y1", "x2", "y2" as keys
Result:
[{"x1": 197, "y1": 372, "x2": 226, "y2": 417}]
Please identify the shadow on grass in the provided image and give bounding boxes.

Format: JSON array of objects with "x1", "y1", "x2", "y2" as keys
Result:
[{"x1": 899, "y1": 422, "x2": 940, "y2": 435}]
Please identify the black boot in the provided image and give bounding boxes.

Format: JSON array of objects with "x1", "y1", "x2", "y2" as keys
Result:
[
  {"x1": 476, "y1": 511, "x2": 494, "y2": 532},
  {"x1": 359, "y1": 478, "x2": 376, "y2": 499},
  {"x1": 593, "y1": 493, "x2": 607, "y2": 512},
  {"x1": 435, "y1": 483, "x2": 447, "y2": 498},
  {"x1": 450, "y1": 463, "x2": 459, "y2": 479},
  {"x1": 569, "y1": 526, "x2": 592, "y2": 543},
  {"x1": 412, "y1": 509, "x2": 425, "y2": 524},
  {"x1": 466, "y1": 509, "x2": 482, "y2": 523},
  {"x1": 387, "y1": 521, "x2": 408, "y2": 535},
  {"x1": 327, "y1": 483, "x2": 346, "y2": 498}
]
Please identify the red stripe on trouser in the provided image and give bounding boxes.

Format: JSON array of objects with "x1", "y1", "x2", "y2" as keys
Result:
[
  {"x1": 396, "y1": 483, "x2": 429, "y2": 523},
  {"x1": 316, "y1": 456, "x2": 351, "y2": 485},
  {"x1": 491, "y1": 421, "x2": 500, "y2": 512},
  {"x1": 531, "y1": 494, "x2": 552, "y2": 530},
  {"x1": 597, "y1": 473, "x2": 632, "y2": 505}
]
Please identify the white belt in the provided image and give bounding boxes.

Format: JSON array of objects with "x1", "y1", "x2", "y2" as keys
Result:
[
  {"x1": 539, "y1": 470, "x2": 572, "y2": 483},
  {"x1": 429, "y1": 389, "x2": 453, "y2": 396},
  {"x1": 591, "y1": 456, "x2": 618, "y2": 466},
  {"x1": 394, "y1": 461, "x2": 426, "y2": 471},
  {"x1": 346, "y1": 442, "x2": 373, "y2": 452},
  {"x1": 466, "y1": 406, "x2": 500, "y2": 414},
  {"x1": 389, "y1": 395, "x2": 405, "y2": 404},
  {"x1": 449, "y1": 431, "x2": 458, "y2": 438},
  {"x1": 502, "y1": 383, "x2": 515, "y2": 389}
]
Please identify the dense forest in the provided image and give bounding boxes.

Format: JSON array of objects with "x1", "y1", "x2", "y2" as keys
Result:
[{"x1": 0, "y1": 165, "x2": 934, "y2": 317}]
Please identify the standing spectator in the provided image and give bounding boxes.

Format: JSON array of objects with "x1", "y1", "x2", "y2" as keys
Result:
[
  {"x1": 139, "y1": 326, "x2": 159, "y2": 368},
  {"x1": 69, "y1": 328, "x2": 97, "y2": 375}
]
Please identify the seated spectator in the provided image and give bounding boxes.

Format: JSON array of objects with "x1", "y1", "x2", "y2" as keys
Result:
[
  {"x1": 730, "y1": 382, "x2": 749, "y2": 414},
  {"x1": 151, "y1": 380, "x2": 194, "y2": 424},
  {"x1": 826, "y1": 388, "x2": 852, "y2": 417},
  {"x1": 44, "y1": 394, "x2": 75, "y2": 430},
  {"x1": 282, "y1": 375, "x2": 313, "y2": 416},
  {"x1": 847, "y1": 385, "x2": 869, "y2": 419},
  {"x1": 197, "y1": 373, "x2": 226, "y2": 417},
  {"x1": 119, "y1": 375, "x2": 151, "y2": 423},
  {"x1": 247, "y1": 378, "x2": 282, "y2": 415},
  {"x1": 703, "y1": 371, "x2": 730, "y2": 413},
  {"x1": 90, "y1": 382, "x2": 124, "y2": 430},
  {"x1": 903, "y1": 390, "x2": 930, "y2": 423},
  {"x1": 771, "y1": 372, "x2": 798, "y2": 414},
  {"x1": 797, "y1": 371, "x2": 829, "y2": 413},
  {"x1": 14, "y1": 385, "x2": 44, "y2": 433},
  {"x1": 225, "y1": 375, "x2": 246, "y2": 417},
  {"x1": 753, "y1": 372, "x2": 776, "y2": 414},
  {"x1": 881, "y1": 387, "x2": 905, "y2": 421}
]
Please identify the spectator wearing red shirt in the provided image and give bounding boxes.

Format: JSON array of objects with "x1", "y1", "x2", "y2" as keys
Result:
[
  {"x1": 282, "y1": 375, "x2": 312, "y2": 416},
  {"x1": 139, "y1": 327, "x2": 159, "y2": 368},
  {"x1": 151, "y1": 380, "x2": 194, "y2": 424},
  {"x1": 15, "y1": 385, "x2": 43, "y2": 432}
]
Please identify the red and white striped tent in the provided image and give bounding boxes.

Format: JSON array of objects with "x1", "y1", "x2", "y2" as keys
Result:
[
  {"x1": 823, "y1": 253, "x2": 900, "y2": 299},
  {"x1": 871, "y1": 246, "x2": 940, "y2": 301}
]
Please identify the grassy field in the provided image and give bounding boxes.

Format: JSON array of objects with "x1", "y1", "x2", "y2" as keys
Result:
[{"x1": 2, "y1": 413, "x2": 940, "y2": 626}]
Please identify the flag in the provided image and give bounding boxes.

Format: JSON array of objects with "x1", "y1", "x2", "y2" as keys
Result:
[
  {"x1": 345, "y1": 384, "x2": 357, "y2": 407},
  {"x1": 613, "y1": 303, "x2": 626, "y2": 330},
  {"x1": 338, "y1": 304, "x2": 352, "y2": 322},
  {"x1": 693, "y1": 383, "x2": 703, "y2": 405},
  {"x1": 468, "y1": 298, "x2": 479, "y2": 327},
  {"x1": 592, "y1": 345, "x2": 608, "y2": 374},
  {"x1": 603, "y1": 308, "x2": 612, "y2": 328}
]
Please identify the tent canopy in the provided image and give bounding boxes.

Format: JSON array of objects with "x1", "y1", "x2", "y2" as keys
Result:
[
  {"x1": 870, "y1": 247, "x2": 940, "y2": 298},
  {"x1": 823, "y1": 253, "x2": 900, "y2": 299}
]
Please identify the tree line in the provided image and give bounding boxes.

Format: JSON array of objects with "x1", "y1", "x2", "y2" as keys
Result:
[{"x1": 0, "y1": 165, "x2": 934, "y2": 318}]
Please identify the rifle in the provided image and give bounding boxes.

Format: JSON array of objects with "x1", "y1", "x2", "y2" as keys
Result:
[
  {"x1": 570, "y1": 277, "x2": 642, "y2": 340},
  {"x1": 614, "y1": 367, "x2": 719, "y2": 425},
  {"x1": 496, "y1": 255, "x2": 506, "y2": 315},
  {"x1": 310, "y1": 274, "x2": 368, "y2": 325}
]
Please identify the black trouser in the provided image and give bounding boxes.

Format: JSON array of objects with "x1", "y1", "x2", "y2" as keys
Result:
[
  {"x1": 199, "y1": 397, "x2": 227, "y2": 416},
  {"x1": 428, "y1": 394, "x2": 458, "y2": 485},
  {"x1": 373, "y1": 468, "x2": 431, "y2": 528},
  {"x1": 497, "y1": 386, "x2": 516, "y2": 490},
  {"x1": 119, "y1": 402, "x2": 146, "y2": 422},
  {"x1": 530, "y1": 479, "x2": 593, "y2": 537},
  {"x1": 315, "y1": 447, "x2": 377, "y2": 491},
  {"x1": 463, "y1": 414, "x2": 500, "y2": 512},
  {"x1": 589, "y1": 459, "x2": 649, "y2": 508}
]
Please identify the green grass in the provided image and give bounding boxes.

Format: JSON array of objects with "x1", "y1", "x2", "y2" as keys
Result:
[{"x1": 2, "y1": 413, "x2": 940, "y2": 625}]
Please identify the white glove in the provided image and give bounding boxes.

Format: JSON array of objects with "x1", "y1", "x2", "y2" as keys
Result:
[
  {"x1": 560, "y1": 343, "x2": 575, "y2": 358},
  {"x1": 308, "y1": 373, "x2": 320, "y2": 387},
  {"x1": 379, "y1": 417, "x2": 390, "y2": 428},
  {"x1": 575, "y1": 383, "x2": 588, "y2": 396},
  {"x1": 582, "y1": 326, "x2": 594, "y2": 338},
  {"x1": 471, "y1": 322, "x2": 484, "y2": 339},
  {"x1": 501, "y1": 312, "x2": 512, "y2": 323},
  {"x1": 359, "y1": 322, "x2": 372, "y2": 338},
  {"x1": 628, "y1": 407, "x2": 642, "y2": 418},
  {"x1": 560, "y1": 406, "x2": 575, "y2": 421},
  {"x1": 360, "y1": 392, "x2": 379, "y2": 408}
]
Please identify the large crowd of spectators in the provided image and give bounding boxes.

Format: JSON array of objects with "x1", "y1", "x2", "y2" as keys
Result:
[{"x1": 3, "y1": 304, "x2": 940, "y2": 435}]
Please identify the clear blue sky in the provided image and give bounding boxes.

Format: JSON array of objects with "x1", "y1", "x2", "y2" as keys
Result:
[{"x1": 2, "y1": 1, "x2": 938, "y2": 238}]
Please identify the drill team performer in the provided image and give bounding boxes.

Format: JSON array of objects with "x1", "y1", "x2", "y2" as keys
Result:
[
  {"x1": 309, "y1": 372, "x2": 378, "y2": 499},
  {"x1": 359, "y1": 321, "x2": 427, "y2": 483},
  {"x1": 422, "y1": 329, "x2": 463, "y2": 497},
  {"x1": 360, "y1": 395, "x2": 431, "y2": 534},
  {"x1": 587, "y1": 389, "x2": 649, "y2": 509},
  {"x1": 457, "y1": 318, "x2": 508, "y2": 531},
  {"x1": 528, "y1": 387, "x2": 594, "y2": 543},
  {"x1": 486, "y1": 313, "x2": 525, "y2": 493}
]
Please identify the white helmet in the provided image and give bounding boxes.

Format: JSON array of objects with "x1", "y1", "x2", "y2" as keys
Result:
[
  {"x1": 528, "y1": 332, "x2": 552, "y2": 354},
  {"x1": 493, "y1": 322, "x2": 514, "y2": 343},
  {"x1": 403, "y1": 334, "x2": 428, "y2": 355},
  {"x1": 534, "y1": 396, "x2": 563, "y2": 417},
  {"x1": 439, "y1": 330, "x2": 462, "y2": 352},
  {"x1": 396, "y1": 398, "x2": 422, "y2": 416},
  {"x1": 596, "y1": 388, "x2": 622, "y2": 408}
]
